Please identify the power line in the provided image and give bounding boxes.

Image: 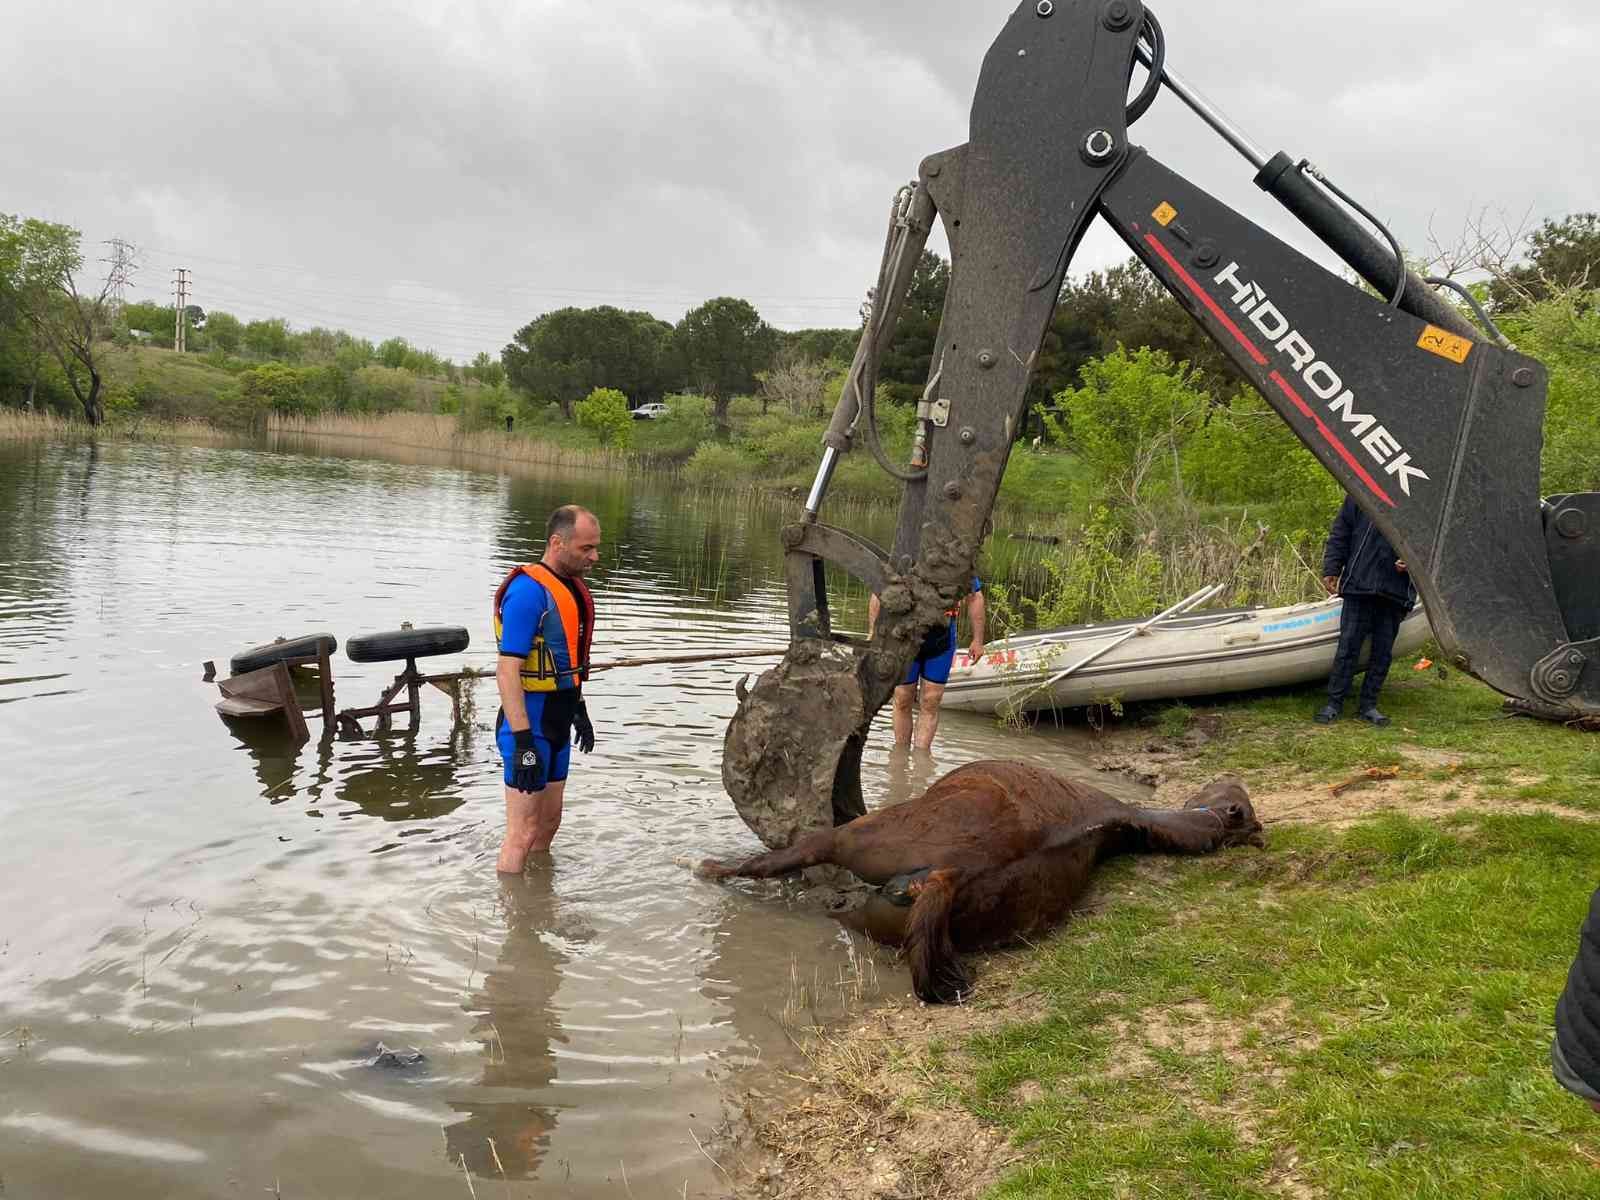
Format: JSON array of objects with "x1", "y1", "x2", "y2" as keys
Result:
[{"x1": 140, "y1": 243, "x2": 870, "y2": 306}]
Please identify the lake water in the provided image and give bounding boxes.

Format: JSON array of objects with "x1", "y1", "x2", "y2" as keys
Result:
[{"x1": 0, "y1": 436, "x2": 1132, "y2": 1198}]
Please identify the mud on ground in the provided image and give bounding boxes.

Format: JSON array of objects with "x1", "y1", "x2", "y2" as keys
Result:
[{"x1": 716, "y1": 954, "x2": 1039, "y2": 1200}]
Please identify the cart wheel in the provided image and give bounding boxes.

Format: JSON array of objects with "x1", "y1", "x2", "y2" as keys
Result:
[
  {"x1": 346, "y1": 626, "x2": 470, "y2": 664},
  {"x1": 229, "y1": 633, "x2": 339, "y2": 676}
]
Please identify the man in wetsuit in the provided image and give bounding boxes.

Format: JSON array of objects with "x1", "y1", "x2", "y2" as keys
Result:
[
  {"x1": 493, "y1": 505, "x2": 601, "y2": 872},
  {"x1": 868, "y1": 578, "x2": 986, "y2": 752}
]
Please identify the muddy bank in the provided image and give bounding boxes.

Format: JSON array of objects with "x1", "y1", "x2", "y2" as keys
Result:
[{"x1": 714, "y1": 953, "x2": 1036, "y2": 1200}]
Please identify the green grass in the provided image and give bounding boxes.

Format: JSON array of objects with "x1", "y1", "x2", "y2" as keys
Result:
[
  {"x1": 1169, "y1": 650, "x2": 1600, "y2": 814},
  {"x1": 923, "y1": 653, "x2": 1600, "y2": 1197},
  {"x1": 99, "y1": 344, "x2": 240, "y2": 420},
  {"x1": 957, "y1": 813, "x2": 1600, "y2": 1198}
]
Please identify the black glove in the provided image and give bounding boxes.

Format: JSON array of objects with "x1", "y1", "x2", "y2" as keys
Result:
[
  {"x1": 510, "y1": 728, "x2": 543, "y2": 792},
  {"x1": 573, "y1": 700, "x2": 595, "y2": 754}
]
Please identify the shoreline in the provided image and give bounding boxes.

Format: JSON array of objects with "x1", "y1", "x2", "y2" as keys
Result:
[{"x1": 708, "y1": 673, "x2": 1600, "y2": 1198}]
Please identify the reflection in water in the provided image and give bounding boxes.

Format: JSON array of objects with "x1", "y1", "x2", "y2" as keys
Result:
[
  {"x1": 445, "y1": 870, "x2": 567, "y2": 1179},
  {"x1": 0, "y1": 437, "x2": 1128, "y2": 1199},
  {"x1": 219, "y1": 710, "x2": 306, "y2": 797},
  {"x1": 332, "y1": 735, "x2": 468, "y2": 825}
]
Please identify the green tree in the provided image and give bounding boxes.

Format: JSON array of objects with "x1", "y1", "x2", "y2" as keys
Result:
[
  {"x1": 120, "y1": 301, "x2": 174, "y2": 340},
  {"x1": 503, "y1": 306, "x2": 675, "y2": 419},
  {"x1": 351, "y1": 364, "x2": 421, "y2": 413},
  {"x1": 466, "y1": 350, "x2": 505, "y2": 388},
  {"x1": 786, "y1": 327, "x2": 858, "y2": 363},
  {"x1": 1490, "y1": 213, "x2": 1600, "y2": 309},
  {"x1": 0, "y1": 221, "x2": 55, "y2": 411},
  {"x1": 574, "y1": 386, "x2": 633, "y2": 448},
  {"x1": 239, "y1": 362, "x2": 317, "y2": 415},
  {"x1": 243, "y1": 318, "x2": 293, "y2": 360},
  {"x1": 1050, "y1": 346, "x2": 1212, "y2": 506},
  {"x1": 1044, "y1": 260, "x2": 1244, "y2": 401},
  {"x1": 206, "y1": 311, "x2": 243, "y2": 355},
  {"x1": 1501, "y1": 287, "x2": 1600, "y2": 492},
  {"x1": 0, "y1": 215, "x2": 118, "y2": 424},
  {"x1": 672, "y1": 296, "x2": 777, "y2": 431},
  {"x1": 876, "y1": 250, "x2": 947, "y2": 406},
  {"x1": 376, "y1": 337, "x2": 411, "y2": 368}
]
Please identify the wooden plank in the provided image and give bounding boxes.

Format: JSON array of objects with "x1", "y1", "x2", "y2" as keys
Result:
[
  {"x1": 214, "y1": 696, "x2": 282, "y2": 717},
  {"x1": 217, "y1": 662, "x2": 308, "y2": 746}
]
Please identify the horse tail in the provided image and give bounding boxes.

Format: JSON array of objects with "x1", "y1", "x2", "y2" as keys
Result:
[{"x1": 905, "y1": 867, "x2": 971, "y2": 1004}]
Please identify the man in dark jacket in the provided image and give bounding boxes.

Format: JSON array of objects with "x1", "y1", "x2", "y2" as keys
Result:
[
  {"x1": 1554, "y1": 886, "x2": 1600, "y2": 1114},
  {"x1": 1315, "y1": 495, "x2": 1416, "y2": 726}
]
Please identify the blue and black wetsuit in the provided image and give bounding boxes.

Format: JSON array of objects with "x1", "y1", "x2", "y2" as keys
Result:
[
  {"x1": 903, "y1": 577, "x2": 982, "y2": 687},
  {"x1": 493, "y1": 565, "x2": 592, "y2": 791}
]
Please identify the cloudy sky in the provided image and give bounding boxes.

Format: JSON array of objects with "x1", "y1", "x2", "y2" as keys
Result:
[{"x1": 3, "y1": 0, "x2": 1595, "y2": 362}]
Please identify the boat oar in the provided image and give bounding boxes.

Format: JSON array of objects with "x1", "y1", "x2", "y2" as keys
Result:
[{"x1": 1010, "y1": 582, "x2": 1226, "y2": 710}]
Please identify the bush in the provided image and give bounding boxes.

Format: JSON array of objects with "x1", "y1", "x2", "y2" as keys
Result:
[
  {"x1": 1183, "y1": 389, "x2": 1340, "y2": 529},
  {"x1": 637, "y1": 393, "x2": 715, "y2": 460},
  {"x1": 574, "y1": 386, "x2": 633, "y2": 448},
  {"x1": 682, "y1": 442, "x2": 752, "y2": 487},
  {"x1": 1503, "y1": 289, "x2": 1600, "y2": 493},
  {"x1": 741, "y1": 413, "x2": 827, "y2": 476},
  {"x1": 240, "y1": 362, "x2": 320, "y2": 415},
  {"x1": 1049, "y1": 346, "x2": 1210, "y2": 504},
  {"x1": 351, "y1": 364, "x2": 421, "y2": 413},
  {"x1": 452, "y1": 382, "x2": 523, "y2": 433}
]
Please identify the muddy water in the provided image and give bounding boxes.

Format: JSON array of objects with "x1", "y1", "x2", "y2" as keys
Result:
[{"x1": 0, "y1": 439, "x2": 1136, "y2": 1198}]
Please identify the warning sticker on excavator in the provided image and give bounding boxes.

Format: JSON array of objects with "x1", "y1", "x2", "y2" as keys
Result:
[
  {"x1": 1152, "y1": 202, "x2": 1178, "y2": 227},
  {"x1": 1418, "y1": 325, "x2": 1473, "y2": 364}
]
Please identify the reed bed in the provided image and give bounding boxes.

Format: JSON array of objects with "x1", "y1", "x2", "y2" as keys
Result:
[
  {"x1": 267, "y1": 411, "x2": 647, "y2": 474},
  {"x1": 0, "y1": 408, "x2": 243, "y2": 446},
  {"x1": 0, "y1": 409, "x2": 85, "y2": 442}
]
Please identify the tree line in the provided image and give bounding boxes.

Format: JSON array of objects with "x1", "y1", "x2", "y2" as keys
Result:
[
  {"x1": 0, "y1": 215, "x2": 507, "y2": 425},
  {"x1": 6, "y1": 206, "x2": 1596, "y2": 436},
  {"x1": 495, "y1": 249, "x2": 1258, "y2": 435}
]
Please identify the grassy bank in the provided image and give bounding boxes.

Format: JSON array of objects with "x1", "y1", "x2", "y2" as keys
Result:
[{"x1": 732, "y1": 667, "x2": 1600, "y2": 1199}]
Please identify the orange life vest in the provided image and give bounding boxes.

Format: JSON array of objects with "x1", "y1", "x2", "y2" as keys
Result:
[{"x1": 492, "y1": 563, "x2": 594, "y2": 693}]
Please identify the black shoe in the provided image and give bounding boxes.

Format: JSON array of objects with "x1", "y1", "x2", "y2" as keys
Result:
[
  {"x1": 1314, "y1": 704, "x2": 1340, "y2": 724},
  {"x1": 1358, "y1": 707, "x2": 1391, "y2": 727}
]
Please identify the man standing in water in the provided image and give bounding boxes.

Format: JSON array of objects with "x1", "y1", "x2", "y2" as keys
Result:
[
  {"x1": 868, "y1": 578, "x2": 985, "y2": 751},
  {"x1": 493, "y1": 505, "x2": 601, "y2": 872}
]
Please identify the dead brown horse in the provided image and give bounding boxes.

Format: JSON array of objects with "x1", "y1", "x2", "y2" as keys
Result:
[{"x1": 699, "y1": 760, "x2": 1264, "y2": 1004}]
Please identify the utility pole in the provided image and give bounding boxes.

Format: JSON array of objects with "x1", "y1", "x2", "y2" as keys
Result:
[{"x1": 173, "y1": 268, "x2": 190, "y2": 353}]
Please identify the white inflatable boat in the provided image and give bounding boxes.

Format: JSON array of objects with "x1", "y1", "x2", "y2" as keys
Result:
[{"x1": 939, "y1": 596, "x2": 1432, "y2": 714}]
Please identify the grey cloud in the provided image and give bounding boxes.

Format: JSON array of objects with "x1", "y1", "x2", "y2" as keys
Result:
[{"x1": 1, "y1": 0, "x2": 1593, "y2": 360}]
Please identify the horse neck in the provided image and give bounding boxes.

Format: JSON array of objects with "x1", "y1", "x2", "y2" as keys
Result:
[{"x1": 1120, "y1": 806, "x2": 1231, "y2": 856}]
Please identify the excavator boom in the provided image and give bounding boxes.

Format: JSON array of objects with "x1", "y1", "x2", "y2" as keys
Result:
[{"x1": 721, "y1": 0, "x2": 1599, "y2": 849}]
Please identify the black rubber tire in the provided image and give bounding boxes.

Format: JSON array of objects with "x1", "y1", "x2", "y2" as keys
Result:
[
  {"x1": 346, "y1": 625, "x2": 470, "y2": 663},
  {"x1": 230, "y1": 633, "x2": 339, "y2": 676}
]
